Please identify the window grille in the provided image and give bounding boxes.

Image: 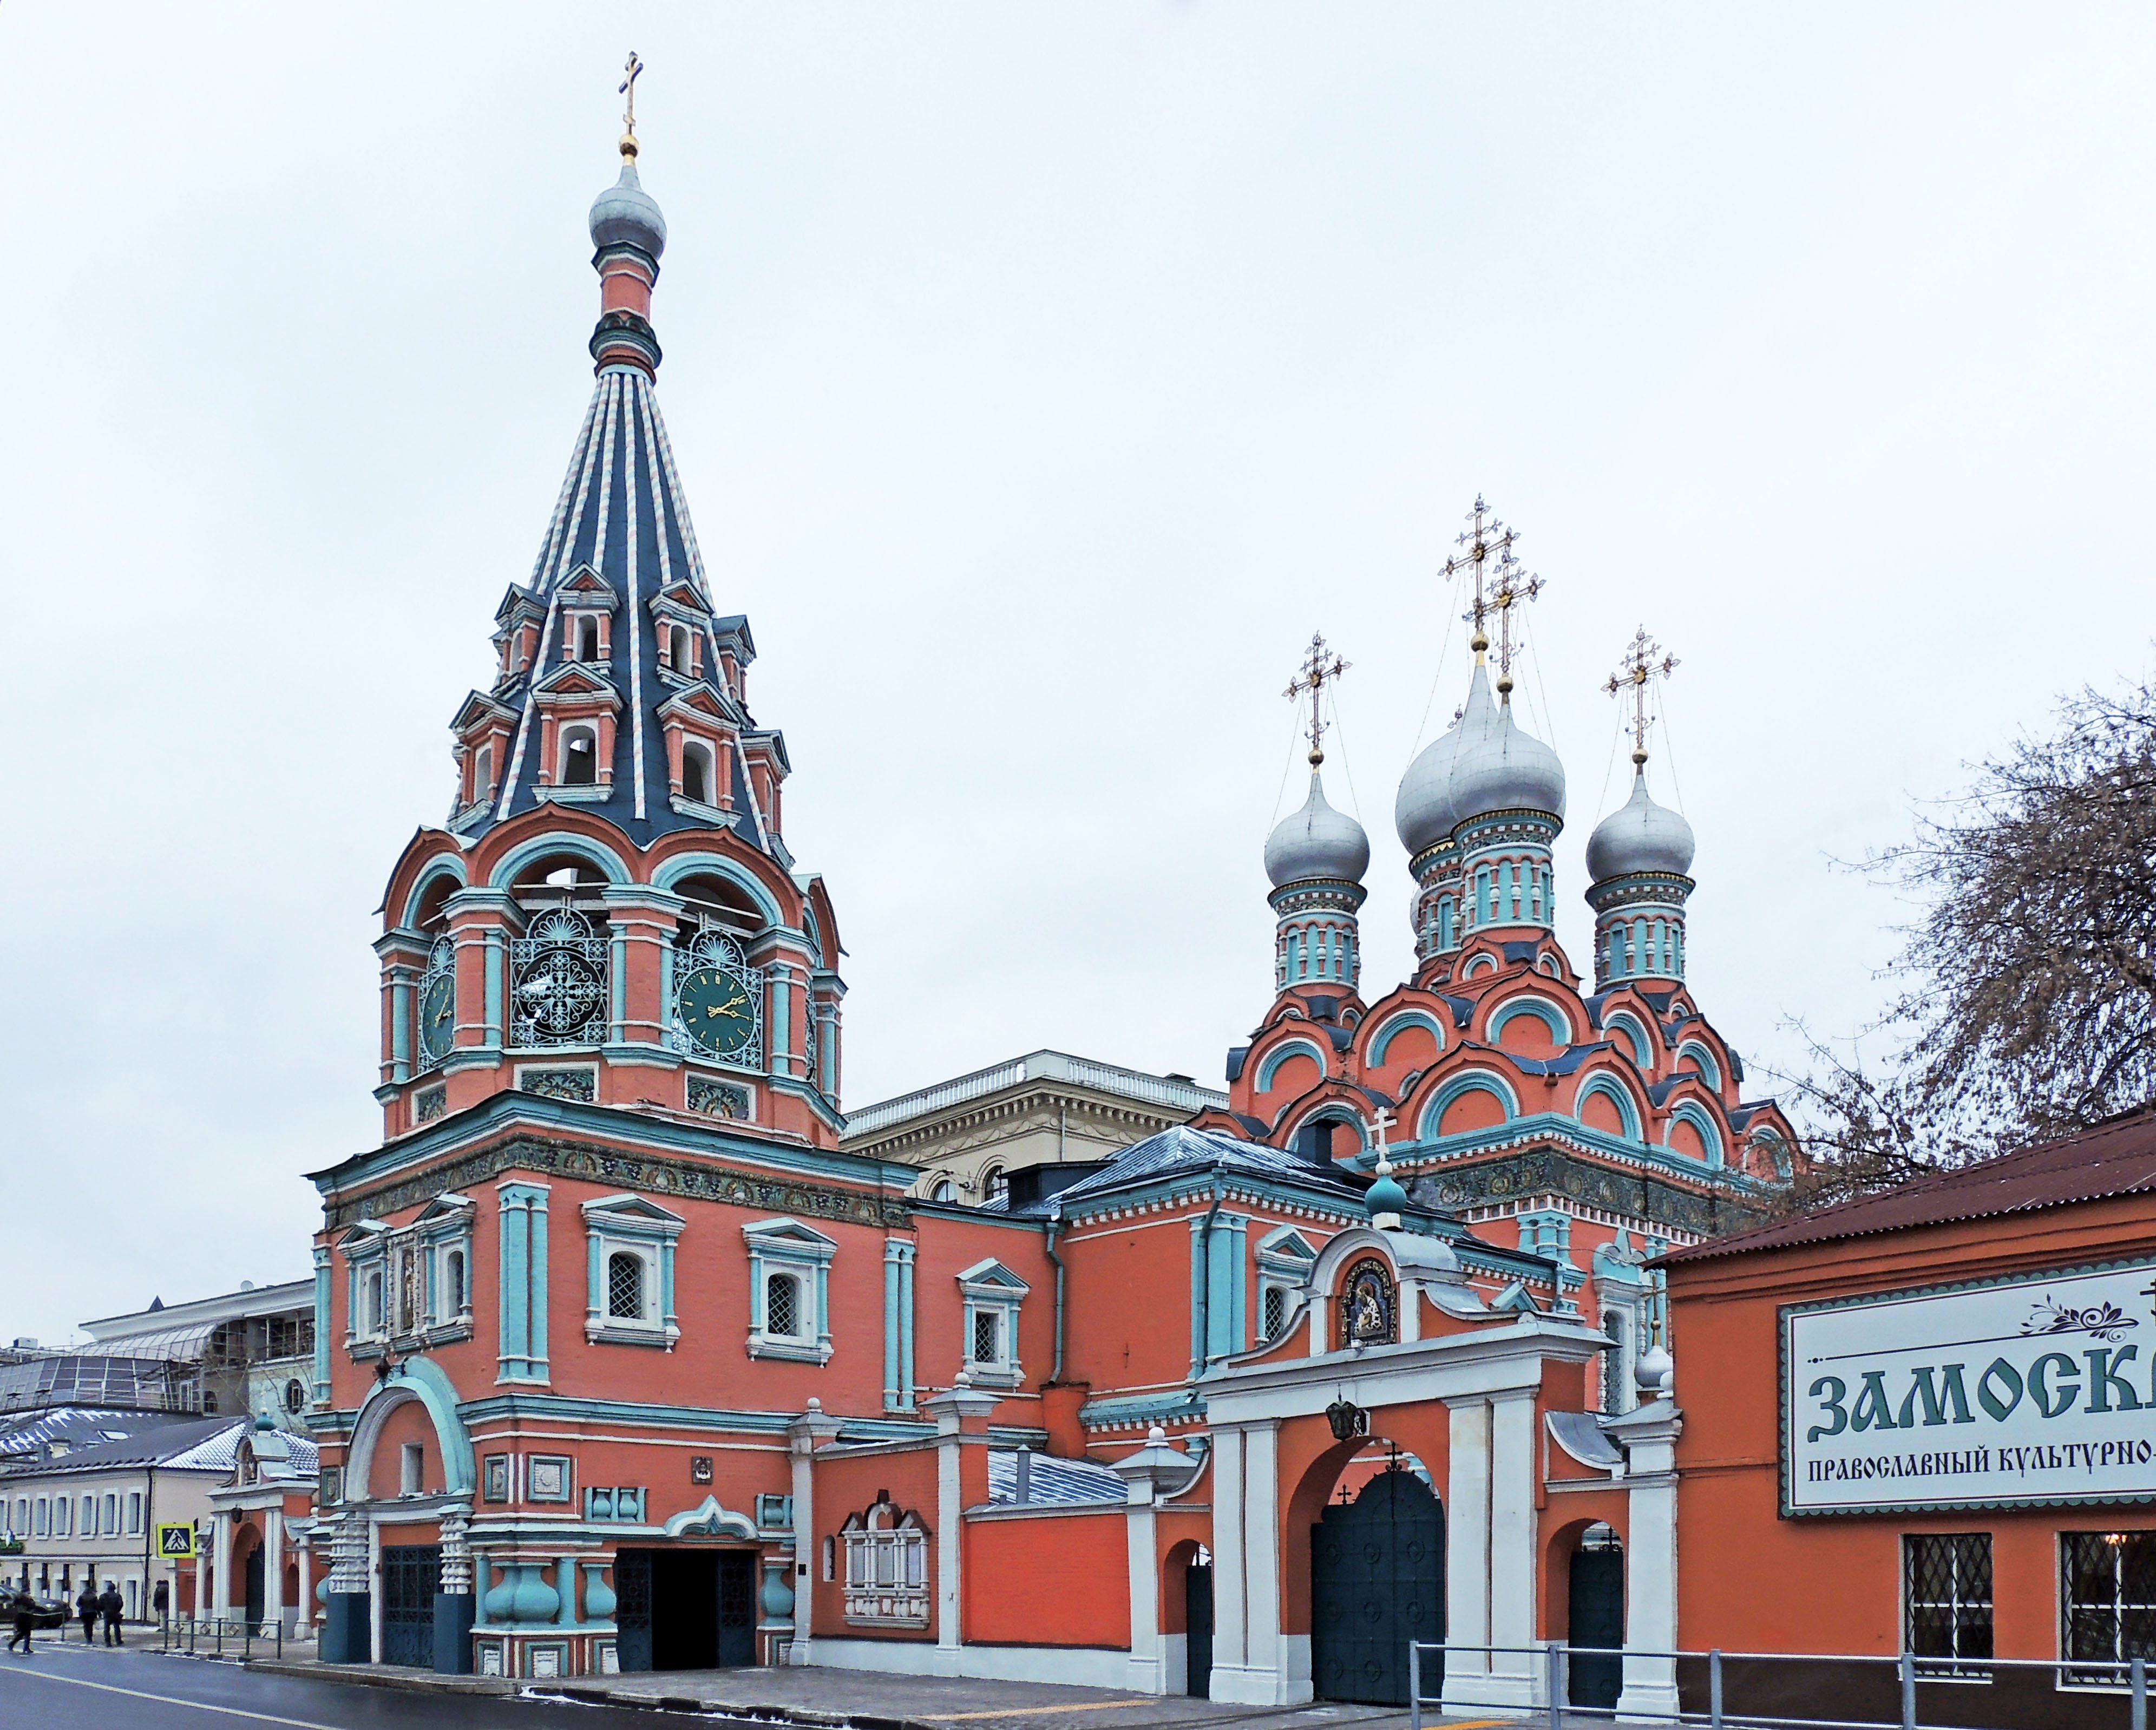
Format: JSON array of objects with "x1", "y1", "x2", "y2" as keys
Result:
[
  {"x1": 1262, "y1": 1285, "x2": 1290, "y2": 1342},
  {"x1": 2064, "y1": 1530, "x2": 2156, "y2": 1684},
  {"x1": 607, "y1": 1252, "x2": 645, "y2": 1321},
  {"x1": 971, "y1": 1310, "x2": 1000, "y2": 1365},
  {"x1": 1904, "y1": 1533, "x2": 1993, "y2": 1678},
  {"x1": 510, "y1": 908, "x2": 610, "y2": 1047},
  {"x1": 766, "y1": 1274, "x2": 798, "y2": 1339}
]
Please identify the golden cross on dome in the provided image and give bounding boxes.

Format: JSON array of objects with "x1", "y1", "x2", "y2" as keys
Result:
[
  {"x1": 1285, "y1": 631, "x2": 1350, "y2": 767},
  {"x1": 619, "y1": 51, "x2": 645, "y2": 155},
  {"x1": 1604, "y1": 626, "x2": 1679, "y2": 766},
  {"x1": 1487, "y1": 547, "x2": 1544, "y2": 697},
  {"x1": 1442, "y1": 495, "x2": 1517, "y2": 660}
]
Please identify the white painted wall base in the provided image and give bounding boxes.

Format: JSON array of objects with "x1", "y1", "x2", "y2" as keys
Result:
[
  {"x1": 1161, "y1": 1631, "x2": 1188, "y2": 1696},
  {"x1": 1440, "y1": 1667, "x2": 1539, "y2": 1712},
  {"x1": 808, "y1": 1637, "x2": 1136, "y2": 1690},
  {"x1": 1207, "y1": 1661, "x2": 1314, "y2": 1706}
]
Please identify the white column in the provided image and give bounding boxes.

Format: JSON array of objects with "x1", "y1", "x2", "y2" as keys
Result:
[
  {"x1": 1210, "y1": 1427, "x2": 1248, "y2": 1685},
  {"x1": 1124, "y1": 1495, "x2": 1162, "y2": 1694},
  {"x1": 296, "y1": 1540, "x2": 314, "y2": 1639},
  {"x1": 368, "y1": 1518, "x2": 384, "y2": 1665},
  {"x1": 1615, "y1": 1401, "x2": 1683, "y2": 1720},
  {"x1": 211, "y1": 1512, "x2": 234, "y2": 1623},
  {"x1": 787, "y1": 1400, "x2": 842, "y2": 1665},
  {"x1": 1440, "y1": 1400, "x2": 1491, "y2": 1711},
  {"x1": 1242, "y1": 1422, "x2": 1293, "y2": 1703},
  {"x1": 1487, "y1": 1393, "x2": 1540, "y2": 1708},
  {"x1": 263, "y1": 1510, "x2": 285, "y2": 1633},
  {"x1": 933, "y1": 1425, "x2": 962, "y2": 1673}
]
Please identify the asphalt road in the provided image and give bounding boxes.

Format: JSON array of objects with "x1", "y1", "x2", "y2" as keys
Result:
[{"x1": 0, "y1": 1640, "x2": 670, "y2": 1728}]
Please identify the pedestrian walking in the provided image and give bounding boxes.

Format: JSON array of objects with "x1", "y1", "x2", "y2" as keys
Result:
[
  {"x1": 74, "y1": 1584, "x2": 96, "y2": 1645},
  {"x1": 152, "y1": 1578, "x2": 169, "y2": 1634},
  {"x1": 9, "y1": 1593, "x2": 35, "y2": 1655},
  {"x1": 98, "y1": 1582, "x2": 123, "y2": 1646}
]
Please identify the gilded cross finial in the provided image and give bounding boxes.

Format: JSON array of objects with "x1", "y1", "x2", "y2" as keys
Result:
[
  {"x1": 1285, "y1": 630, "x2": 1350, "y2": 767},
  {"x1": 619, "y1": 51, "x2": 645, "y2": 159},
  {"x1": 1441, "y1": 495, "x2": 1516, "y2": 662},
  {"x1": 1486, "y1": 546, "x2": 1544, "y2": 698},
  {"x1": 1604, "y1": 626, "x2": 1679, "y2": 767}
]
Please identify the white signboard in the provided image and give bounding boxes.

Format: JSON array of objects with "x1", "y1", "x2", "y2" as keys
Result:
[{"x1": 1783, "y1": 1257, "x2": 2156, "y2": 1515}]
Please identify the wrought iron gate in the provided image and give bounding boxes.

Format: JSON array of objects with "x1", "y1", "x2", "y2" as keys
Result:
[
  {"x1": 1310, "y1": 1465, "x2": 1443, "y2": 1705},
  {"x1": 1185, "y1": 1560, "x2": 1213, "y2": 1698},
  {"x1": 379, "y1": 1545, "x2": 441, "y2": 1668},
  {"x1": 1568, "y1": 1536, "x2": 1625, "y2": 1709}
]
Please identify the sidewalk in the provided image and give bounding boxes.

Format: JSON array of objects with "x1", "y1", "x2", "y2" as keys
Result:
[{"x1": 238, "y1": 1655, "x2": 1524, "y2": 1728}]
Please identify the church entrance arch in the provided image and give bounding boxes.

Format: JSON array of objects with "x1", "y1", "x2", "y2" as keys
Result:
[
  {"x1": 613, "y1": 1548, "x2": 757, "y2": 1672},
  {"x1": 1308, "y1": 1454, "x2": 1443, "y2": 1706}
]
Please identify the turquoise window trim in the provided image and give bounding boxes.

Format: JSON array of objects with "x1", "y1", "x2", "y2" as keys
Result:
[
  {"x1": 1604, "y1": 1011, "x2": 1650, "y2": 1066},
  {"x1": 883, "y1": 1238, "x2": 920, "y2": 1412},
  {"x1": 1204, "y1": 1216, "x2": 1247, "y2": 1360},
  {"x1": 1575, "y1": 1072, "x2": 1643, "y2": 1141},
  {"x1": 390, "y1": 979, "x2": 412, "y2": 1083},
  {"x1": 1254, "y1": 1039, "x2": 1327, "y2": 1092},
  {"x1": 743, "y1": 1217, "x2": 837, "y2": 1365},
  {"x1": 1487, "y1": 994, "x2": 1573, "y2": 1046},
  {"x1": 398, "y1": 860, "x2": 469, "y2": 930},
  {"x1": 1666, "y1": 1099, "x2": 1726, "y2": 1167},
  {"x1": 1675, "y1": 1039, "x2": 1723, "y2": 1092},
  {"x1": 1416, "y1": 1070, "x2": 1519, "y2": 1141},
  {"x1": 581, "y1": 1195, "x2": 685, "y2": 1348}
]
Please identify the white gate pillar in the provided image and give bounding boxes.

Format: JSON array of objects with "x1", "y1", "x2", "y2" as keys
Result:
[
  {"x1": 263, "y1": 1510, "x2": 285, "y2": 1633},
  {"x1": 1203, "y1": 1421, "x2": 1297, "y2": 1706},
  {"x1": 210, "y1": 1511, "x2": 234, "y2": 1623},
  {"x1": 1441, "y1": 1393, "x2": 1539, "y2": 1713},
  {"x1": 1610, "y1": 1398, "x2": 1683, "y2": 1719},
  {"x1": 1112, "y1": 1426, "x2": 1196, "y2": 1696},
  {"x1": 785, "y1": 1399, "x2": 843, "y2": 1665}
]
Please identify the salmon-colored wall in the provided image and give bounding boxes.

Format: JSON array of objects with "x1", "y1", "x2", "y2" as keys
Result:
[
  {"x1": 807, "y1": 1447, "x2": 940, "y2": 1644},
  {"x1": 965, "y1": 1512, "x2": 1129, "y2": 1648},
  {"x1": 367, "y1": 1401, "x2": 443, "y2": 1499},
  {"x1": 1668, "y1": 1194, "x2": 2156, "y2": 1659}
]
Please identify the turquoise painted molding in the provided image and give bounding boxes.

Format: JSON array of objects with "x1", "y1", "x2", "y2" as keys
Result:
[
  {"x1": 497, "y1": 1181, "x2": 551, "y2": 1384},
  {"x1": 1575, "y1": 1071, "x2": 1644, "y2": 1141},
  {"x1": 1384, "y1": 1108, "x2": 1768, "y2": 1190},
  {"x1": 1486, "y1": 994, "x2": 1575, "y2": 1046},
  {"x1": 649, "y1": 852, "x2": 785, "y2": 927},
  {"x1": 1666, "y1": 1098, "x2": 1726, "y2": 1166},
  {"x1": 398, "y1": 858, "x2": 469, "y2": 929},
  {"x1": 486, "y1": 833, "x2": 632, "y2": 888},
  {"x1": 1253, "y1": 1040, "x2": 1329, "y2": 1092},
  {"x1": 310, "y1": 1246, "x2": 333, "y2": 1407},
  {"x1": 1414, "y1": 1069, "x2": 1522, "y2": 1139},
  {"x1": 455, "y1": 1390, "x2": 947, "y2": 1443},
  {"x1": 1674, "y1": 1039, "x2": 1723, "y2": 1091},
  {"x1": 1368, "y1": 1010, "x2": 1445, "y2": 1067}
]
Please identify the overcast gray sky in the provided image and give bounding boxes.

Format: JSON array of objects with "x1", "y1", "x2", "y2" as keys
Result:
[{"x1": 4, "y1": 5, "x2": 2152, "y2": 1345}]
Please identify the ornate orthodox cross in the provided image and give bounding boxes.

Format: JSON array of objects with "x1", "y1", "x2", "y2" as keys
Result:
[
  {"x1": 619, "y1": 51, "x2": 645, "y2": 142},
  {"x1": 1604, "y1": 627, "x2": 1679, "y2": 766},
  {"x1": 1286, "y1": 631, "x2": 1350, "y2": 767},
  {"x1": 1486, "y1": 546, "x2": 1544, "y2": 696},
  {"x1": 1443, "y1": 495, "x2": 1517, "y2": 654},
  {"x1": 1371, "y1": 1105, "x2": 1394, "y2": 1158}
]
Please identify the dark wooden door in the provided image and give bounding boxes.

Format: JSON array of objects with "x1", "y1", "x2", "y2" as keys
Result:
[
  {"x1": 1568, "y1": 1542, "x2": 1625, "y2": 1711},
  {"x1": 1185, "y1": 1561, "x2": 1214, "y2": 1698},
  {"x1": 379, "y1": 1545, "x2": 440, "y2": 1667},
  {"x1": 1310, "y1": 1467, "x2": 1444, "y2": 1705},
  {"x1": 717, "y1": 1551, "x2": 756, "y2": 1668},
  {"x1": 243, "y1": 1547, "x2": 265, "y2": 1631},
  {"x1": 614, "y1": 1550, "x2": 653, "y2": 1672}
]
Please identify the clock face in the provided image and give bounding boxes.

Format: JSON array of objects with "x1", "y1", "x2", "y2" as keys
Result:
[
  {"x1": 420, "y1": 973, "x2": 455, "y2": 1065},
  {"x1": 678, "y1": 965, "x2": 756, "y2": 1060}
]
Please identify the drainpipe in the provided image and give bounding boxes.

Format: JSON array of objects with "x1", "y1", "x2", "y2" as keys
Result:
[{"x1": 1044, "y1": 1215, "x2": 1069, "y2": 1385}]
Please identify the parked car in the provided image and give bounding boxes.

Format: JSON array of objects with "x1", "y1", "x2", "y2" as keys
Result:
[{"x1": 10, "y1": 1597, "x2": 67, "y2": 1631}]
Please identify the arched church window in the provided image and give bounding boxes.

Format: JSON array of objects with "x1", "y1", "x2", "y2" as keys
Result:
[
  {"x1": 577, "y1": 617, "x2": 600, "y2": 661},
  {"x1": 670, "y1": 625, "x2": 691, "y2": 671},
  {"x1": 561, "y1": 725, "x2": 598, "y2": 786},
  {"x1": 473, "y1": 744, "x2": 493, "y2": 803},
  {"x1": 509, "y1": 907, "x2": 610, "y2": 1047},
  {"x1": 607, "y1": 1251, "x2": 645, "y2": 1321},
  {"x1": 445, "y1": 1250, "x2": 467, "y2": 1315},
  {"x1": 682, "y1": 741, "x2": 713, "y2": 805}
]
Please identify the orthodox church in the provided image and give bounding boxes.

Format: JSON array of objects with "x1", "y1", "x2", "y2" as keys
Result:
[{"x1": 294, "y1": 88, "x2": 1793, "y2": 1719}]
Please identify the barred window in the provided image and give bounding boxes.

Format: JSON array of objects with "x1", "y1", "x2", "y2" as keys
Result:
[
  {"x1": 1262, "y1": 1285, "x2": 1290, "y2": 1342},
  {"x1": 2064, "y1": 1530, "x2": 2156, "y2": 1685},
  {"x1": 971, "y1": 1309, "x2": 1001, "y2": 1365},
  {"x1": 766, "y1": 1273, "x2": 800, "y2": 1339},
  {"x1": 1904, "y1": 1533, "x2": 1992, "y2": 1679},
  {"x1": 607, "y1": 1252, "x2": 645, "y2": 1321},
  {"x1": 445, "y1": 1250, "x2": 467, "y2": 1315}
]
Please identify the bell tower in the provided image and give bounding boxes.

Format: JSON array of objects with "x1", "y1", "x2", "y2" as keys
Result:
[{"x1": 373, "y1": 84, "x2": 848, "y2": 1147}]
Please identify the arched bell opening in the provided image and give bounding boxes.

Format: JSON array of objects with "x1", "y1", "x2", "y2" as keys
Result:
[
  {"x1": 1161, "y1": 1537, "x2": 1213, "y2": 1698},
  {"x1": 1283, "y1": 1413, "x2": 1447, "y2": 1706}
]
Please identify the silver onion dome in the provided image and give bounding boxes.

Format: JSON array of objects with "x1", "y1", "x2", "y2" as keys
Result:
[
  {"x1": 1445, "y1": 666, "x2": 1566, "y2": 826},
  {"x1": 1266, "y1": 771, "x2": 1371, "y2": 888},
  {"x1": 1585, "y1": 768, "x2": 1696, "y2": 882},
  {"x1": 1393, "y1": 667, "x2": 1485, "y2": 857},
  {"x1": 589, "y1": 160, "x2": 668, "y2": 260}
]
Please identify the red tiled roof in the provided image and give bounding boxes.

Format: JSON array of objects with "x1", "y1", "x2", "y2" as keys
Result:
[{"x1": 1660, "y1": 1106, "x2": 2156, "y2": 1264}]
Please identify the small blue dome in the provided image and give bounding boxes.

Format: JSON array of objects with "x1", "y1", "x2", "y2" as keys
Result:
[
  {"x1": 1365, "y1": 1169, "x2": 1409, "y2": 1220},
  {"x1": 589, "y1": 159, "x2": 667, "y2": 260},
  {"x1": 1585, "y1": 769, "x2": 1695, "y2": 882},
  {"x1": 1266, "y1": 771, "x2": 1369, "y2": 889}
]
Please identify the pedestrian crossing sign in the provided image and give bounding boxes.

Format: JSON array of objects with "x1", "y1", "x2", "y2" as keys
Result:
[{"x1": 156, "y1": 1523, "x2": 198, "y2": 1559}]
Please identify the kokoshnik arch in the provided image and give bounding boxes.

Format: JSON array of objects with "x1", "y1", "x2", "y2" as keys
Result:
[{"x1": 294, "y1": 76, "x2": 1795, "y2": 1715}]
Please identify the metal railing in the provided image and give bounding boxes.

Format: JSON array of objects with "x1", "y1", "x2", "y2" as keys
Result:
[
  {"x1": 1408, "y1": 1641, "x2": 2152, "y2": 1730},
  {"x1": 160, "y1": 1616, "x2": 311, "y2": 1662}
]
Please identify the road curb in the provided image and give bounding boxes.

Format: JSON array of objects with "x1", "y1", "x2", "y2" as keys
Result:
[{"x1": 240, "y1": 1656, "x2": 951, "y2": 1724}]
